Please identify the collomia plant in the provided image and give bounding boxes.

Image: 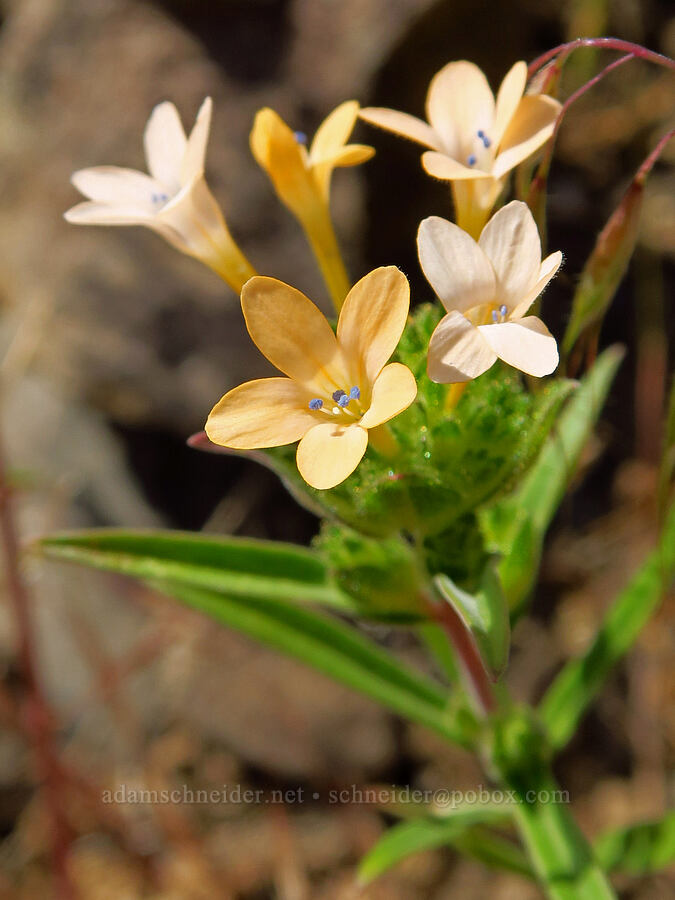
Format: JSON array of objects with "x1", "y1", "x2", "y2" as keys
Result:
[{"x1": 40, "y1": 37, "x2": 674, "y2": 898}]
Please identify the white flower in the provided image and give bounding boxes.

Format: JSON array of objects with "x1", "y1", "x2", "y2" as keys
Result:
[
  {"x1": 418, "y1": 201, "x2": 562, "y2": 382},
  {"x1": 65, "y1": 98, "x2": 255, "y2": 291}
]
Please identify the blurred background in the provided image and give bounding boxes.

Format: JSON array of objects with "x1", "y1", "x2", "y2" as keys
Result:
[{"x1": 0, "y1": 0, "x2": 673, "y2": 896}]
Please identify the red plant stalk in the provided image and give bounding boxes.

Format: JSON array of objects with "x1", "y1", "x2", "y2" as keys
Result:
[
  {"x1": 0, "y1": 431, "x2": 77, "y2": 898},
  {"x1": 528, "y1": 37, "x2": 675, "y2": 78}
]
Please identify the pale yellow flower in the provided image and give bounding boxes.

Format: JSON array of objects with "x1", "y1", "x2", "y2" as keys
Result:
[
  {"x1": 419, "y1": 201, "x2": 562, "y2": 382},
  {"x1": 65, "y1": 98, "x2": 255, "y2": 292},
  {"x1": 250, "y1": 102, "x2": 374, "y2": 309},
  {"x1": 361, "y1": 61, "x2": 561, "y2": 237},
  {"x1": 206, "y1": 267, "x2": 416, "y2": 490}
]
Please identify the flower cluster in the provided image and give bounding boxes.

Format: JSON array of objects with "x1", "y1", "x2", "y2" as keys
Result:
[{"x1": 66, "y1": 59, "x2": 563, "y2": 490}]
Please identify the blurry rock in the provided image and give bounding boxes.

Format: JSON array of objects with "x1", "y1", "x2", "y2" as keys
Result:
[{"x1": 0, "y1": 0, "x2": 434, "y2": 432}]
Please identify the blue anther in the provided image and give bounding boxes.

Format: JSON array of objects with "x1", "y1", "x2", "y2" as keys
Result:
[
  {"x1": 294, "y1": 131, "x2": 308, "y2": 144},
  {"x1": 477, "y1": 129, "x2": 485, "y2": 139},
  {"x1": 467, "y1": 154, "x2": 477, "y2": 166},
  {"x1": 482, "y1": 135, "x2": 491, "y2": 148},
  {"x1": 332, "y1": 389, "x2": 346, "y2": 402},
  {"x1": 492, "y1": 310, "x2": 499, "y2": 323},
  {"x1": 349, "y1": 386, "x2": 361, "y2": 400},
  {"x1": 309, "y1": 398, "x2": 323, "y2": 410},
  {"x1": 499, "y1": 304, "x2": 508, "y2": 317},
  {"x1": 337, "y1": 394, "x2": 350, "y2": 407},
  {"x1": 151, "y1": 192, "x2": 169, "y2": 206}
]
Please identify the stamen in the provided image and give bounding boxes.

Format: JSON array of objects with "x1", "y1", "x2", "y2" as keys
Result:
[
  {"x1": 349, "y1": 386, "x2": 361, "y2": 400},
  {"x1": 294, "y1": 131, "x2": 308, "y2": 144},
  {"x1": 308, "y1": 398, "x2": 323, "y2": 410},
  {"x1": 332, "y1": 389, "x2": 346, "y2": 402},
  {"x1": 151, "y1": 192, "x2": 169, "y2": 206},
  {"x1": 337, "y1": 394, "x2": 351, "y2": 408},
  {"x1": 476, "y1": 129, "x2": 491, "y2": 148},
  {"x1": 492, "y1": 310, "x2": 499, "y2": 323},
  {"x1": 467, "y1": 154, "x2": 477, "y2": 166},
  {"x1": 499, "y1": 304, "x2": 508, "y2": 317}
]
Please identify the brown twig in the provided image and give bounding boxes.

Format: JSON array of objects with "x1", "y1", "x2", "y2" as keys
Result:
[{"x1": 0, "y1": 429, "x2": 77, "y2": 898}]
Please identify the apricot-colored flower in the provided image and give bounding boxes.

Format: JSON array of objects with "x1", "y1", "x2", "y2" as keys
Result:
[
  {"x1": 206, "y1": 268, "x2": 416, "y2": 490},
  {"x1": 250, "y1": 102, "x2": 374, "y2": 309},
  {"x1": 418, "y1": 201, "x2": 562, "y2": 382},
  {"x1": 361, "y1": 61, "x2": 561, "y2": 236},
  {"x1": 65, "y1": 98, "x2": 255, "y2": 292}
]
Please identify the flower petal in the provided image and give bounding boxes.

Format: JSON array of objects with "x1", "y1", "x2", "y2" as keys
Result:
[
  {"x1": 241, "y1": 276, "x2": 343, "y2": 394},
  {"x1": 492, "y1": 61, "x2": 527, "y2": 147},
  {"x1": 296, "y1": 423, "x2": 368, "y2": 489},
  {"x1": 64, "y1": 201, "x2": 153, "y2": 226},
  {"x1": 427, "y1": 311, "x2": 497, "y2": 383},
  {"x1": 359, "y1": 363, "x2": 417, "y2": 429},
  {"x1": 250, "y1": 108, "x2": 315, "y2": 218},
  {"x1": 422, "y1": 151, "x2": 493, "y2": 181},
  {"x1": 309, "y1": 100, "x2": 359, "y2": 162},
  {"x1": 426, "y1": 61, "x2": 495, "y2": 156},
  {"x1": 143, "y1": 101, "x2": 187, "y2": 193},
  {"x1": 205, "y1": 377, "x2": 319, "y2": 449},
  {"x1": 70, "y1": 167, "x2": 164, "y2": 211},
  {"x1": 492, "y1": 95, "x2": 561, "y2": 178},
  {"x1": 418, "y1": 216, "x2": 496, "y2": 313},
  {"x1": 478, "y1": 316, "x2": 558, "y2": 376},
  {"x1": 478, "y1": 200, "x2": 541, "y2": 307},
  {"x1": 511, "y1": 251, "x2": 563, "y2": 319},
  {"x1": 337, "y1": 266, "x2": 409, "y2": 387},
  {"x1": 359, "y1": 107, "x2": 442, "y2": 150},
  {"x1": 181, "y1": 97, "x2": 212, "y2": 184}
]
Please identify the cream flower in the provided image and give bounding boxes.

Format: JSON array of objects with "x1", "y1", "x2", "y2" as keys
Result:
[
  {"x1": 250, "y1": 102, "x2": 374, "y2": 309},
  {"x1": 65, "y1": 98, "x2": 255, "y2": 292},
  {"x1": 361, "y1": 61, "x2": 561, "y2": 236},
  {"x1": 205, "y1": 267, "x2": 417, "y2": 490},
  {"x1": 418, "y1": 201, "x2": 562, "y2": 383}
]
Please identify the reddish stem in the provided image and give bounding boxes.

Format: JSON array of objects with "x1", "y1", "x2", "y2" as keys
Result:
[
  {"x1": 0, "y1": 434, "x2": 76, "y2": 898},
  {"x1": 426, "y1": 594, "x2": 497, "y2": 716},
  {"x1": 528, "y1": 37, "x2": 675, "y2": 79},
  {"x1": 636, "y1": 127, "x2": 675, "y2": 183}
]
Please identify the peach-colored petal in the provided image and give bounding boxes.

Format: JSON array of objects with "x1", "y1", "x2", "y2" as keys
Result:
[
  {"x1": 478, "y1": 201, "x2": 541, "y2": 307},
  {"x1": 241, "y1": 276, "x2": 343, "y2": 394},
  {"x1": 511, "y1": 251, "x2": 563, "y2": 319},
  {"x1": 418, "y1": 216, "x2": 496, "y2": 314},
  {"x1": 309, "y1": 100, "x2": 359, "y2": 162},
  {"x1": 426, "y1": 61, "x2": 495, "y2": 156},
  {"x1": 155, "y1": 174, "x2": 229, "y2": 256},
  {"x1": 427, "y1": 311, "x2": 497, "y2": 383},
  {"x1": 205, "y1": 378, "x2": 319, "y2": 449},
  {"x1": 359, "y1": 363, "x2": 417, "y2": 429},
  {"x1": 311, "y1": 144, "x2": 374, "y2": 202},
  {"x1": 250, "y1": 108, "x2": 315, "y2": 217},
  {"x1": 70, "y1": 167, "x2": 164, "y2": 211},
  {"x1": 492, "y1": 95, "x2": 561, "y2": 178},
  {"x1": 296, "y1": 423, "x2": 368, "y2": 489},
  {"x1": 359, "y1": 107, "x2": 442, "y2": 150},
  {"x1": 181, "y1": 97, "x2": 212, "y2": 184},
  {"x1": 492, "y1": 61, "x2": 527, "y2": 146},
  {"x1": 337, "y1": 266, "x2": 409, "y2": 387},
  {"x1": 143, "y1": 101, "x2": 187, "y2": 193},
  {"x1": 64, "y1": 201, "x2": 153, "y2": 226},
  {"x1": 477, "y1": 316, "x2": 558, "y2": 376},
  {"x1": 422, "y1": 151, "x2": 493, "y2": 181}
]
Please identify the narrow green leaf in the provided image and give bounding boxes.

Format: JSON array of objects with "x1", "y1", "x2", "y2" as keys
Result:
[
  {"x1": 595, "y1": 811, "x2": 675, "y2": 876},
  {"x1": 480, "y1": 346, "x2": 624, "y2": 611},
  {"x1": 148, "y1": 579, "x2": 471, "y2": 748},
  {"x1": 38, "y1": 529, "x2": 352, "y2": 610},
  {"x1": 358, "y1": 807, "x2": 507, "y2": 884},
  {"x1": 539, "y1": 500, "x2": 675, "y2": 749},
  {"x1": 434, "y1": 562, "x2": 510, "y2": 679}
]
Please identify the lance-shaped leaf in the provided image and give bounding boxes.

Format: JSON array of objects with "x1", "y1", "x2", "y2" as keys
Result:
[
  {"x1": 539, "y1": 498, "x2": 675, "y2": 749},
  {"x1": 148, "y1": 580, "x2": 471, "y2": 747},
  {"x1": 434, "y1": 563, "x2": 510, "y2": 680},
  {"x1": 562, "y1": 128, "x2": 674, "y2": 362},
  {"x1": 358, "y1": 807, "x2": 513, "y2": 884},
  {"x1": 480, "y1": 346, "x2": 624, "y2": 612},
  {"x1": 595, "y1": 811, "x2": 675, "y2": 876},
  {"x1": 38, "y1": 529, "x2": 354, "y2": 610}
]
